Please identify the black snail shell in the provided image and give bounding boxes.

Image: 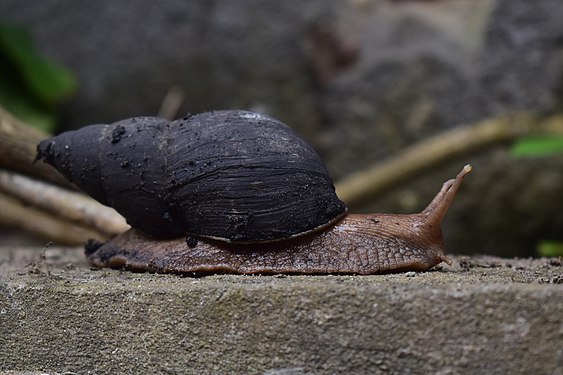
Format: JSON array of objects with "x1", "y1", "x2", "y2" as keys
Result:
[{"x1": 36, "y1": 110, "x2": 347, "y2": 242}]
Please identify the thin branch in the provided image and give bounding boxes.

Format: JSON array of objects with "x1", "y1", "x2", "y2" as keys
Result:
[
  {"x1": 158, "y1": 86, "x2": 186, "y2": 120},
  {"x1": 0, "y1": 192, "x2": 106, "y2": 245},
  {"x1": 335, "y1": 113, "x2": 563, "y2": 206},
  {"x1": 0, "y1": 170, "x2": 129, "y2": 237}
]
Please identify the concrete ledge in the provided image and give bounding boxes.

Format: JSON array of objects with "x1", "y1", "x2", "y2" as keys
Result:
[{"x1": 1, "y1": 247, "x2": 562, "y2": 374}]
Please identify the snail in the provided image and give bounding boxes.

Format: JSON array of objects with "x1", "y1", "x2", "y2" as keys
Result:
[{"x1": 36, "y1": 110, "x2": 471, "y2": 275}]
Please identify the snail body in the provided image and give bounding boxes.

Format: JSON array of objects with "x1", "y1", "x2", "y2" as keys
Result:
[{"x1": 37, "y1": 110, "x2": 471, "y2": 275}]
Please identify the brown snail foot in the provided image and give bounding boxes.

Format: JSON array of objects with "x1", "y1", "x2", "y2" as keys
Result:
[{"x1": 85, "y1": 218, "x2": 450, "y2": 276}]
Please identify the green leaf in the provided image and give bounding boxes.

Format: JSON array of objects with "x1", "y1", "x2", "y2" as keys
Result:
[
  {"x1": 511, "y1": 136, "x2": 563, "y2": 157},
  {"x1": 0, "y1": 22, "x2": 76, "y2": 106},
  {"x1": 536, "y1": 240, "x2": 563, "y2": 257}
]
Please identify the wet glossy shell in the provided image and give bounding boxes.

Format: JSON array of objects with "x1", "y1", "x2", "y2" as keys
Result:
[{"x1": 37, "y1": 110, "x2": 347, "y2": 242}]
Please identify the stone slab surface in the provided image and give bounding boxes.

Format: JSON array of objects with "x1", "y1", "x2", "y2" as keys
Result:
[{"x1": 0, "y1": 246, "x2": 562, "y2": 374}]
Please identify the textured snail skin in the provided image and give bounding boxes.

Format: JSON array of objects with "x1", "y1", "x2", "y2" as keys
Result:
[{"x1": 86, "y1": 166, "x2": 471, "y2": 275}]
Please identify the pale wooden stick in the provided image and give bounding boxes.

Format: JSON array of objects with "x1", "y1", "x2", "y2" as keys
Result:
[
  {"x1": 335, "y1": 113, "x2": 563, "y2": 206},
  {"x1": 158, "y1": 86, "x2": 186, "y2": 120},
  {"x1": 0, "y1": 192, "x2": 107, "y2": 245},
  {"x1": 0, "y1": 170, "x2": 129, "y2": 237}
]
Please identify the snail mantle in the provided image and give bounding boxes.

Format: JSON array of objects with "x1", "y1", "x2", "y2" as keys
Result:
[{"x1": 36, "y1": 110, "x2": 471, "y2": 275}]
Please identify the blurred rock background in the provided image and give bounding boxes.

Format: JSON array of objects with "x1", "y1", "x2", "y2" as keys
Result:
[{"x1": 1, "y1": 0, "x2": 563, "y2": 257}]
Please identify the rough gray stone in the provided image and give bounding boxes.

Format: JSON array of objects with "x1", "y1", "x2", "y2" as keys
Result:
[{"x1": 0, "y1": 246, "x2": 562, "y2": 374}]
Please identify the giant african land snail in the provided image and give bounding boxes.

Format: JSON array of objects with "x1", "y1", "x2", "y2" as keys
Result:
[{"x1": 36, "y1": 110, "x2": 471, "y2": 274}]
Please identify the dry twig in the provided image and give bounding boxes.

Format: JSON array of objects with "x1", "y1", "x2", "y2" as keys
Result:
[
  {"x1": 335, "y1": 113, "x2": 563, "y2": 206},
  {"x1": 0, "y1": 170, "x2": 128, "y2": 238},
  {"x1": 0, "y1": 192, "x2": 106, "y2": 245}
]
